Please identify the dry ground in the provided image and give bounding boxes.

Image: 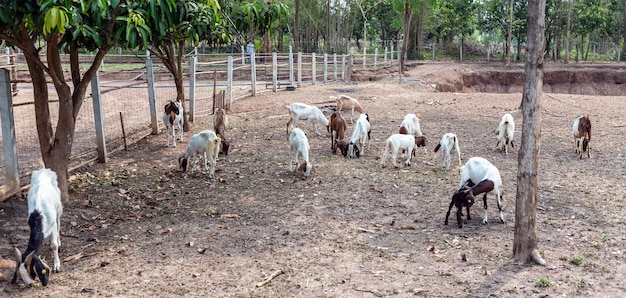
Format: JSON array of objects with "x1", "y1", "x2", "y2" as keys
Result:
[{"x1": 2, "y1": 61, "x2": 626, "y2": 297}]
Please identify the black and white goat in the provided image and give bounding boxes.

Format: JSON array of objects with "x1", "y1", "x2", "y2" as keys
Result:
[
  {"x1": 328, "y1": 110, "x2": 348, "y2": 155},
  {"x1": 343, "y1": 113, "x2": 371, "y2": 158},
  {"x1": 13, "y1": 168, "x2": 63, "y2": 286},
  {"x1": 434, "y1": 133, "x2": 461, "y2": 171},
  {"x1": 213, "y1": 107, "x2": 230, "y2": 155},
  {"x1": 286, "y1": 102, "x2": 329, "y2": 136},
  {"x1": 573, "y1": 113, "x2": 592, "y2": 159},
  {"x1": 179, "y1": 130, "x2": 221, "y2": 178},
  {"x1": 495, "y1": 113, "x2": 515, "y2": 155},
  {"x1": 289, "y1": 128, "x2": 312, "y2": 177},
  {"x1": 444, "y1": 157, "x2": 505, "y2": 228},
  {"x1": 163, "y1": 100, "x2": 184, "y2": 147}
]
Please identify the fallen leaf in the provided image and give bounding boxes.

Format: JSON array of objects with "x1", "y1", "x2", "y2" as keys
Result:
[
  {"x1": 220, "y1": 213, "x2": 240, "y2": 219},
  {"x1": 197, "y1": 248, "x2": 206, "y2": 254},
  {"x1": 216, "y1": 224, "x2": 229, "y2": 229},
  {"x1": 63, "y1": 253, "x2": 84, "y2": 263},
  {"x1": 400, "y1": 225, "x2": 415, "y2": 230},
  {"x1": 160, "y1": 228, "x2": 173, "y2": 234}
]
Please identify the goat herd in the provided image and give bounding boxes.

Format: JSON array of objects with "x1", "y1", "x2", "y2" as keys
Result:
[{"x1": 10, "y1": 95, "x2": 592, "y2": 287}]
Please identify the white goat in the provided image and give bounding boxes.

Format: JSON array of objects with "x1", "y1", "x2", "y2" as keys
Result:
[
  {"x1": 289, "y1": 128, "x2": 312, "y2": 177},
  {"x1": 179, "y1": 130, "x2": 221, "y2": 178},
  {"x1": 400, "y1": 113, "x2": 423, "y2": 137},
  {"x1": 495, "y1": 113, "x2": 515, "y2": 155},
  {"x1": 381, "y1": 134, "x2": 418, "y2": 168},
  {"x1": 434, "y1": 133, "x2": 461, "y2": 171},
  {"x1": 331, "y1": 94, "x2": 366, "y2": 124},
  {"x1": 286, "y1": 102, "x2": 329, "y2": 136},
  {"x1": 13, "y1": 168, "x2": 63, "y2": 286},
  {"x1": 458, "y1": 157, "x2": 505, "y2": 225},
  {"x1": 163, "y1": 100, "x2": 184, "y2": 147},
  {"x1": 345, "y1": 113, "x2": 371, "y2": 158}
]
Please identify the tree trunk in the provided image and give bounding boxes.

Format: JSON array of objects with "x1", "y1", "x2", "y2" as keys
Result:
[
  {"x1": 265, "y1": 30, "x2": 272, "y2": 54},
  {"x1": 507, "y1": 0, "x2": 513, "y2": 64},
  {"x1": 400, "y1": 1, "x2": 412, "y2": 83},
  {"x1": 623, "y1": 0, "x2": 626, "y2": 61},
  {"x1": 294, "y1": 0, "x2": 300, "y2": 51},
  {"x1": 513, "y1": 0, "x2": 546, "y2": 266},
  {"x1": 565, "y1": 0, "x2": 571, "y2": 63}
]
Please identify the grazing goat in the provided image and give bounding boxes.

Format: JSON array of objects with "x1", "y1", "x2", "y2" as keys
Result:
[
  {"x1": 163, "y1": 100, "x2": 184, "y2": 147},
  {"x1": 434, "y1": 133, "x2": 461, "y2": 171},
  {"x1": 446, "y1": 157, "x2": 505, "y2": 227},
  {"x1": 179, "y1": 130, "x2": 221, "y2": 178},
  {"x1": 445, "y1": 179, "x2": 496, "y2": 228},
  {"x1": 331, "y1": 94, "x2": 366, "y2": 123},
  {"x1": 13, "y1": 168, "x2": 63, "y2": 286},
  {"x1": 381, "y1": 134, "x2": 421, "y2": 168},
  {"x1": 329, "y1": 110, "x2": 348, "y2": 155},
  {"x1": 400, "y1": 127, "x2": 428, "y2": 155},
  {"x1": 213, "y1": 108, "x2": 230, "y2": 155},
  {"x1": 400, "y1": 113, "x2": 423, "y2": 137},
  {"x1": 286, "y1": 102, "x2": 329, "y2": 136},
  {"x1": 495, "y1": 113, "x2": 515, "y2": 155},
  {"x1": 343, "y1": 113, "x2": 371, "y2": 158},
  {"x1": 289, "y1": 128, "x2": 312, "y2": 177},
  {"x1": 573, "y1": 113, "x2": 592, "y2": 159}
]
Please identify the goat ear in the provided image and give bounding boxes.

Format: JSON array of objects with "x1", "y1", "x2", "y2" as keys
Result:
[
  {"x1": 24, "y1": 251, "x2": 35, "y2": 266},
  {"x1": 14, "y1": 247, "x2": 22, "y2": 262}
]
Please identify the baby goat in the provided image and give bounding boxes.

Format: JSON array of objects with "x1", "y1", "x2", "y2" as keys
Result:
[
  {"x1": 289, "y1": 128, "x2": 312, "y2": 177},
  {"x1": 381, "y1": 134, "x2": 420, "y2": 168},
  {"x1": 445, "y1": 179, "x2": 496, "y2": 228},
  {"x1": 573, "y1": 113, "x2": 592, "y2": 159},
  {"x1": 329, "y1": 110, "x2": 348, "y2": 155},
  {"x1": 400, "y1": 113, "x2": 423, "y2": 137},
  {"x1": 213, "y1": 108, "x2": 230, "y2": 155},
  {"x1": 331, "y1": 94, "x2": 366, "y2": 124},
  {"x1": 163, "y1": 100, "x2": 184, "y2": 147},
  {"x1": 344, "y1": 113, "x2": 371, "y2": 158},
  {"x1": 13, "y1": 168, "x2": 63, "y2": 286},
  {"x1": 179, "y1": 130, "x2": 221, "y2": 178},
  {"x1": 495, "y1": 113, "x2": 515, "y2": 155},
  {"x1": 286, "y1": 102, "x2": 329, "y2": 136},
  {"x1": 434, "y1": 133, "x2": 461, "y2": 171}
]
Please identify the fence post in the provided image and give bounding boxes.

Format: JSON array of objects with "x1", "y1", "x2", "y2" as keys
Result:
[
  {"x1": 297, "y1": 52, "x2": 302, "y2": 88},
  {"x1": 241, "y1": 45, "x2": 245, "y2": 65},
  {"x1": 146, "y1": 51, "x2": 158, "y2": 135},
  {"x1": 272, "y1": 52, "x2": 278, "y2": 92},
  {"x1": 374, "y1": 48, "x2": 378, "y2": 66},
  {"x1": 0, "y1": 68, "x2": 19, "y2": 200},
  {"x1": 289, "y1": 46, "x2": 294, "y2": 86},
  {"x1": 311, "y1": 52, "x2": 316, "y2": 85},
  {"x1": 432, "y1": 43, "x2": 436, "y2": 61},
  {"x1": 333, "y1": 53, "x2": 338, "y2": 81},
  {"x1": 323, "y1": 53, "x2": 328, "y2": 83},
  {"x1": 188, "y1": 47, "x2": 197, "y2": 122},
  {"x1": 5, "y1": 47, "x2": 9, "y2": 65},
  {"x1": 384, "y1": 47, "x2": 388, "y2": 63},
  {"x1": 363, "y1": 48, "x2": 366, "y2": 69},
  {"x1": 390, "y1": 44, "x2": 394, "y2": 61},
  {"x1": 341, "y1": 54, "x2": 346, "y2": 81},
  {"x1": 250, "y1": 52, "x2": 257, "y2": 96},
  {"x1": 90, "y1": 71, "x2": 107, "y2": 163},
  {"x1": 227, "y1": 56, "x2": 233, "y2": 106}
]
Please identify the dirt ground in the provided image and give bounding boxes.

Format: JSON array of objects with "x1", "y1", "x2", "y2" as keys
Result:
[{"x1": 2, "y1": 61, "x2": 626, "y2": 297}]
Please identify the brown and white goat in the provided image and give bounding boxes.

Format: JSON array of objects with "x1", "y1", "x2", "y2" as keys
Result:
[
  {"x1": 163, "y1": 100, "x2": 184, "y2": 147},
  {"x1": 213, "y1": 108, "x2": 230, "y2": 155},
  {"x1": 573, "y1": 113, "x2": 592, "y2": 159},
  {"x1": 400, "y1": 126, "x2": 428, "y2": 155},
  {"x1": 332, "y1": 95, "x2": 366, "y2": 124},
  {"x1": 329, "y1": 110, "x2": 348, "y2": 155}
]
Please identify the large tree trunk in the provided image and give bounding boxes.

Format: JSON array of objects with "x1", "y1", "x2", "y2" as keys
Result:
[
  {"x1": 513, "y1": 0, "x2": 547, "y2": 266},
  {"x1": 507, "y1": 0, "x2": 514, "y2": 64},
  {"x1": 565, "y1": 0, "x2": 571, "y2": 63},
  {"x1": 294, "y1": 0, "x2": 300, "y2": 51},
  {"x1": 400, "y1": 1, "x2": 412, "y2": 83}
]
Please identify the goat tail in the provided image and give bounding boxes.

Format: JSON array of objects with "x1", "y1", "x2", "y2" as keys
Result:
[
  {"x1": 434, "y1": 143, "x2": 441, "y2": 152},
  {"x1": 415, "y1": 113, "x2": 422, "y2": 120},
  {"x1": 37, "y1": 158, "x2": 45, "y2": 169}
]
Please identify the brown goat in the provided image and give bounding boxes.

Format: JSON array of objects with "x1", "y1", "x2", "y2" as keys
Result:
[
  {"x1": 575, "y1": 113, "x2": 592, "y2": 159},
  {"x1": 329, "y1": 110, "x2": 348, "y2": 155},
  {"x1": 213, "y1": 108, "x2": 230, "y2": 155},
  {"x1": 333, "y1": 95, "x2": 366, "y2": 124}
]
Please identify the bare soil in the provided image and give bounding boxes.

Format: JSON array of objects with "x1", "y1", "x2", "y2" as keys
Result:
[{"x1": 2, "y1": 61, "x2": 626, "y2": 297}]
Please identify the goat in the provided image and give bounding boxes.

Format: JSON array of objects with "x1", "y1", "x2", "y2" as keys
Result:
[
  {"x1": 495, "y1": 113, "x2": 515, "y2": 155},
  {"x1": 286, "y1": 102, "x2": 329, "y2": 136},
  {"x1": 213, "y1": 108, "x2": 230, "y2": 155},
  {"x1": 400, "y1": 113, "x2": 423, "y2": 137},
  {"x1": 434, "y1": 133, "x2": 461, "y2": 171},
  {"x1": 400, "y1": 126, "x2": 428, "y2": 155},
  {"x1": 445, "y1": 179, "x2": 496, "y2": 228},
  {"x1": 289, "y1": 128, "x2": 312, "y2": 177},
  {"x1": 381, "y1": 134, "x2": 421, "y2": 168},
  {"x1": 13, "y1": 168, "x2": 63, "y2": 286},
  {"x1": 163, "y1": 100, "x2": 184, "y2": 147},
  {"x1": 331, "y1": 94, "x2": 366, "y2": 123},
  {"x1": 573, "y1": 113, "x2": 592, "y2": 159},
  {"x1": 448, "y1": 157, "x2": 505, "y2": 226},
  {"x1": 343, "y1": 113, "x2": 371, "y2": 158},
  {"x1": 329, "y1": 110, "x2": 348, "y2": 155},
  {"x1": 179, "y1": 130, "x2": 221, "y2": 178}
]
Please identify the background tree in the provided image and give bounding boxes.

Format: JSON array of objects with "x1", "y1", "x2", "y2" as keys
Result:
[
  {"x1": 0, "y1": 0, "x2": 150, "y2": 202},
  {"x1": 222, "y1": 0, "x2": 288, "y2": 53},
  {"x1": 514, "y1": 0, "x2": 547, "y2": 266}
]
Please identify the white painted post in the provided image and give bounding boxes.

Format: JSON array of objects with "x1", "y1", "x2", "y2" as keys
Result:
[
  {"x1": 297, "y1": 52, "x2": 302, "y2": 87},
  {"x1": 289, "y1": 46, "x2": 294, "y2": 86},
  {"x1": 363, "y1": 47, "x2": 366, "y2": 69},
  {"x1": 323, "y1": 53, "x2": 328, "y2": 83},
  {"x1": 432, "y1": 43, "x2": 436, "y2": 60},
  {"x1": 341, "y1": 54, "x2": 346, "y2": 80},
  {"x1": 390, "y1": 44, "x2": 394, "y2": 60},
  {"x1": 333, "y1": 53, "x2": 338, "y2": 81},
  {"x1": 146, "y1": 51, "x2": 158, "y2": 135},
  {"x1": 188, "y1": 47, "x2": 197, "y2": 122},
  {"x1": 311, "y1": 52, "x2": 316, "y2": 85},
  {"x1": 374, "y1": 48, "x2": 378, "y2": 66},
  {"x1": 250, "y1": 52, "x2": 257, "y2": 96},
  {"x1": 241, "y1": 45, "x2": 245, "y2": 65},
  {"x1": 384, "y1": 47, "x2": 388, "y2": 63},
  {"x1": 90, "y1": 71, "x2": 107, "y2": 163},
  {"x1": 272, "y1": 52, "x2": 278, "y2": 92},
  {"x1": 227, "y1": 56, "x2": 233, "y2": 105},
  {"x1": 5, "y1": 48, "x2": 9, "y2": 65},
  {"x1": 0, "y1": 68, "x2": 20, "y2": 198}
]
